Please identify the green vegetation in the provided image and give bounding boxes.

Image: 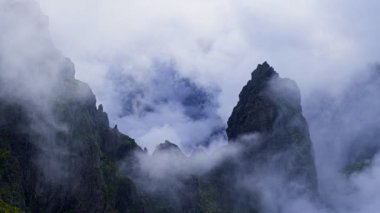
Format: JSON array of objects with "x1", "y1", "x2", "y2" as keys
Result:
[
  {"x1": 0, "y1": 146, "x2": 24, "y2": 211},
  {"x1": 101, "y1": 156, "x2": 117, "y2": 204},
  {"x1": 0, "y1": 149, "x2": 9, "y2": 168},
  {"x1": 0, "y1": 150, "x2": 9, "y2": 161},
  {"x1": 0, "y1": 199, "x2": 20, "y2": 213},
  {"x1": 198, "y1": 182, "x2": 223, "y2": 213}
]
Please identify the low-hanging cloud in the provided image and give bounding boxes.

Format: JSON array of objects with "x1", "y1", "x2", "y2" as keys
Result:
[
  {"x1": 35, "y1": 0, "x2": 380, "y2": 152},
  {"x1": 3, "y1": 0, "x2": 380, "y2": 212},
  {"x1": 122, "y1": 64, "x2": 380, "y2": 213},
  {"x1": 109, "y1": 61, "x2": 225, "y2": 152},
  {"x1": 0, "y1": 0, "x2": 94, "y2": 186},
  {"x1": 302, "y1": 64, "x2": 380, "y2": 213}
]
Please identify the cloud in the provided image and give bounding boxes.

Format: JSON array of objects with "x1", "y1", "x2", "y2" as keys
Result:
[
  {"x1": 106, "y1": 61, "x2": 225, "y2": 152},
  {"x1": 133, "y1": 139, "x2": 240, "y2": 179},
  {"x1": 7, "y1": 0, "x2": 380, "y2": 212},
  {"x1": 120, "y1": 63, "x2": 380, "y2": 213},
  {"x1": 0, "y1": 0, "x2": 95, "y2": 186},
  {"x1": 35, "y1": 0, "x2": 380, "y2": 152}
]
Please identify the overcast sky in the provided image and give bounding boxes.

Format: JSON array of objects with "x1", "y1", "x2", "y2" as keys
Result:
[{"x1": 35, "y1": 0, "x2": 380, "y2": 151}]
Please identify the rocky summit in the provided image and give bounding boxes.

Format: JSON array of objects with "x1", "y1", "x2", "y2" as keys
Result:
[{"x1": 227, "y1": 62, "x2": 318, "y2": 194}]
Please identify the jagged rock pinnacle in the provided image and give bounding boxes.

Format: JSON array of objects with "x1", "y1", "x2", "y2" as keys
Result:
[
  {"x1": 226, "y1": 62, "x2": 318, "y2": 195},
  {"x1": 227, "y1": 62, "x2": 281, "y2": 140},
  {"x1": 251, "y1": 61, "x2": 279, "y2": 83}
]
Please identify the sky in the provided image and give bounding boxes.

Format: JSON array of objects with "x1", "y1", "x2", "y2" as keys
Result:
[{"x1": 34, "y1": 0, "x2": 380, "y2": 151}]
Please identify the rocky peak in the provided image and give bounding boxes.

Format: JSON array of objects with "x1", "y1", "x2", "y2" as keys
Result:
[
  {"x1": 250, "y1": 61, "x2": 279, "y2": 85},
  {"x1": 227, "y1": 62, "x2": 280, "y2": 140},
  {"x1": 153, "y1": 140, "x2": 184, "y2": 156},
  {"x1": 227, "y1": 62, "x2": 303, "y2": 141},
  {"x1": 226, "y1": 62, "x2": 318, "y2": 195}
]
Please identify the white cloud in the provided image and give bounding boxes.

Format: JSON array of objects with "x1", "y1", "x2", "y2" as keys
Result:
[
  {"x1": 36, "y1": 0, "x2": 379, "y2": 116},
  {"x1": 4, "y1": 1, "x2": 380, "y2": 212},
  {"x1": 32, "y1": 3, "x2": 380, "y2": 210},
  {"x1": 35, "y1": 0, "x2": 380, "y2": 158}
]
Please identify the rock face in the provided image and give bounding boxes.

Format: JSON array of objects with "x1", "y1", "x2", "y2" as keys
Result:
[
  {"x1": 227, "y1": 62, "x2": 279, "y2": 139},
  {"x1": 227, "y1": 62, "x2": 317, "y2": 194},
  {"x1": 202, "y1": 62, "x2": 318, "y2": 213}
]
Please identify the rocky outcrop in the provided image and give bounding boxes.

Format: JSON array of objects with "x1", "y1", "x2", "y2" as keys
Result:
[
  {"x1": 229, "y1": 61, "x2": 317, "y2": 191},
  {"x1": 227, "y1": 62, "x2": 279, "y2": 139}
]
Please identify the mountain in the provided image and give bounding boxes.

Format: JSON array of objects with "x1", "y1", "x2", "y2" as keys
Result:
[
  {"x1": 0, "y1": 58, "x2": 146, "y2": 212},
  {"x1": 198, "y1": 62, "x2": 318, "y2": 213},
  {"x1": 0, "y1": 1, "x2": 318, "y2": 212},
  {"x1": 121, "y1": 62, "x2": 318, "y2": 213},
  {"x1": 0, "y1": 2, "x2": 145, "y2": 211},
  {"x1": 227, "y1": 62, "x2": 317, "y2": 194},
  {"x1": 0, "y1": 58, "x2": 318, "y2": 213}
]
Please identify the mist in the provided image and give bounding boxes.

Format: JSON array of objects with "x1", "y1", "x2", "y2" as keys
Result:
[
  {"x1": 1, "y1": 0, "x2": 380, "y2": 212},
  {"x1": 109, "y1": 61, "x2": 224, "y2": 152},
  {"x1": 304, "y1": 64, "x2": 380, "y2": 213},
  {"x1": 0, "y1": 0, "x2": 98, "y2": 188},
  {"x1": 118, "y1": 63, "x2": 380, "y2": 213},
  {"x1": 35, "y1": 0, "x2": 380, "y2": 151}
]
